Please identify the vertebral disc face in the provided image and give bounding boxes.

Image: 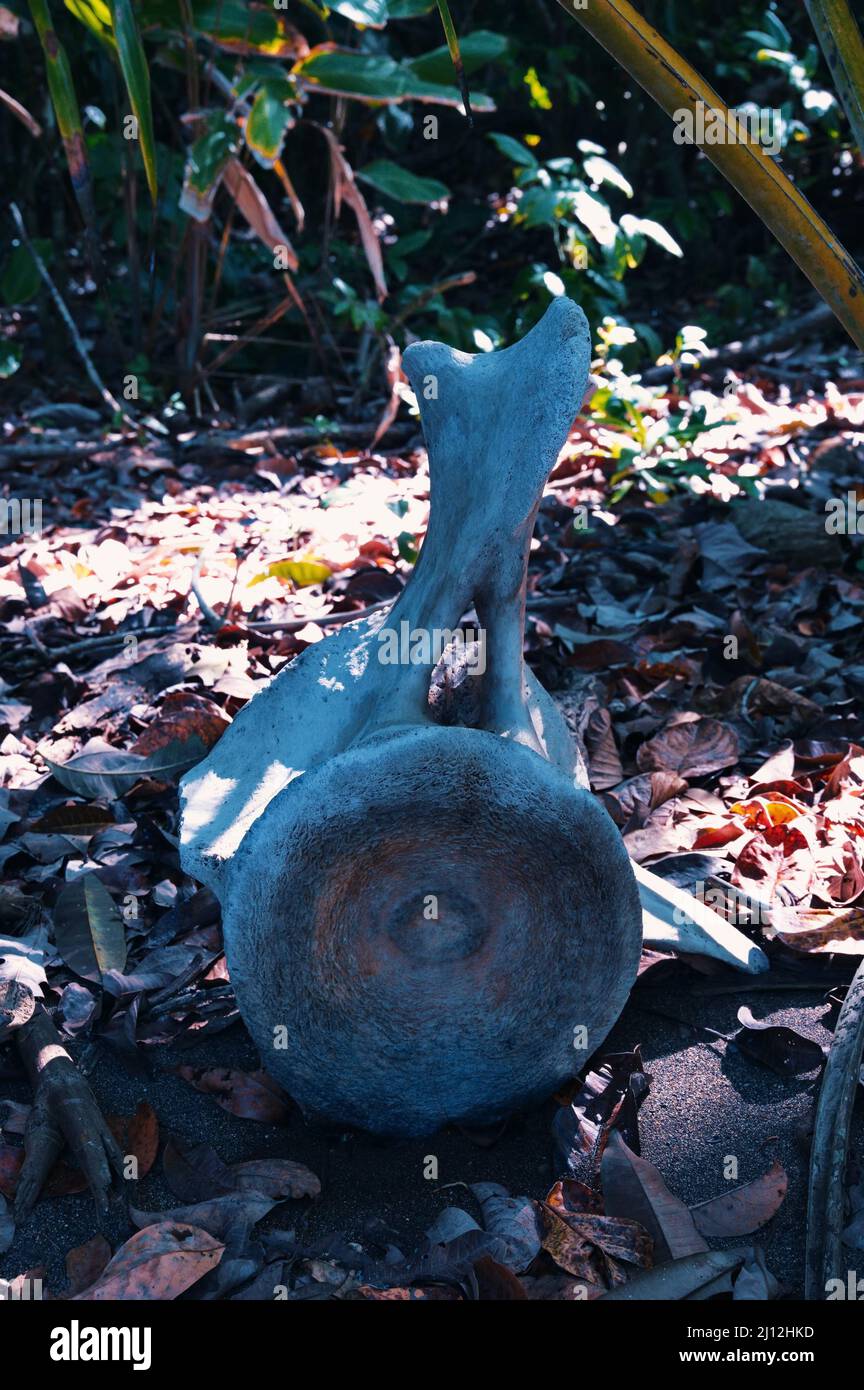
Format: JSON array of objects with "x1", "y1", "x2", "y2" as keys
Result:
[{"x1": 224, "y1": 726, "x2": 642, "y2": 1136}]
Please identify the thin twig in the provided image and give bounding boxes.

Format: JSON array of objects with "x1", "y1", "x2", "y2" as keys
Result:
[
  {"x1": 390, "y1": 272, "x2": 477, "y2": 329},
  {"x1": 200, "y1": 294, "x2": 296, "y2": 380},
  {"x1": 189, "y1": 561, "x2": 225, "y2": 632},
  {"x1": 8, "y1": 203, "x2": 135, "y2": 428},
  {"x1": 8, "y1": 589, "x2": 595, "y2": 668}
]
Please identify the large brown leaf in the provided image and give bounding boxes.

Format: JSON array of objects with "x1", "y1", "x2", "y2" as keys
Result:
[
  {"x1": 637, "y1": 716, "x2": 739, "y2": 778},
  {"x1": 600, "y1": 1130, "x2": 707, "y2": 1263},
  {"x1": 129, "y1": 692, "x2": 229, "y2": 757},
  {"x1": 319, "y1": 125, "x2": 387, "y2": 301},
  {"x1": 602, "y1": 771, "x2": 687, "y2": 829},
  {"x1": 52, "y1": 874, "x2": 127, "y2": 983},
  {"x1": 222, "y1": 158, "x2": 298, "y2": 267},
  {"x1": 72, "y1": 1222, "x2": 223, "y2": 1300},
  {"x1": 691, "y1": 1160, "x2": 787, "y2": 1238},
  {"x1": 131, "y1": 1193, "x2": 278, "y2": 1239},
  {"x1": 732, "y1": 822, "x2": 816, "y2": 901},
  {"x1": 581, "y1": 703, "x2": 624, "y2": 790},
  {"x1": 598, "y1": 1247, "x2": 751, "y2": 1300},
  {"x1": 172, "y1": 1066, "x2": 292, "y2": 1123},
  {"x1": 771, "y1": 904, "x2": 864, "y2": 955},
  {"x1": 541, "y1": 1203, "x2": 651, "y2": 1282},
  {"x1": 107, "y1": 1102, "x2": 159, "y2": 1180},
  {"x1": 231, "y1": 1158, "x2": 320, "y2": 1199},
  {"x1": 65, "y1": 1235, "x2": 112, "y2": 1296}
]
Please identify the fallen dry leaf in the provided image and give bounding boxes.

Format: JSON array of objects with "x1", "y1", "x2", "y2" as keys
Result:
[
  {"x1": 72, "y1": 1222, "x2": 224, "y2": 1300},
  {"x1": 600, "y1": 1129, "x2": 707, "y2": 1263},
  {"x1": 107, "y1": 1102, "x2": 159, "y2": 1180},
  {"x1": 691, "y1": 1160, "x2": 787, "y2": 1238},
  {"x1": 637, "y1": 717, "x2": 739, "y2": 778},
  {"x1": 65, "y1": 1234, "x2": 112, "y2": 1296},
  {"x1": 230, "y1": 1158, "x2": 320, "y2": 1200},
  {"x1": 541, "y1": 1202, "x2": 652, "y2": 1282},
  {"x1": 733, "y1": 1007, "x2": 825, "y2": 1076},
  {"x1": 172, "y1": 1066, "x2": 292, "y2": 1123}
]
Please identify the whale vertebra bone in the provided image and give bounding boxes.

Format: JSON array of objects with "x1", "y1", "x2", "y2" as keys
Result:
[{"x1": 180, "y1": 297, "x2": 766, "y2": 1135}]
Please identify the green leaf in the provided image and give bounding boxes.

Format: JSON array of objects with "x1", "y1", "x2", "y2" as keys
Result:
[
  {"x1": 250, "y1": 556, "x2": 331, "y2": 587},
  {"x1": 190, "y1": 0, "x2": 305, "y2": 56},
  {"x1": 53, "y1": 874, "x2": 127, "y2": 982},
  {"x1": 487, "y1": 131, "x2": 538, "y2": 169},
  {"x1": 108, "y1": 0, "x2": 158, "y2": 202},
  {"x1": 329, "y1": 0, "x2": 388, "y2": 25},
  {"x1": 28, "y1": 0, "x2": 99, "y2": 242},
  {"x1": 409, "y1": 29, "x2": 508, "y2": 83},
  {"x1": 583, "y1": 154, "x2": 633, "y2": 198},
  {"x1": 30, "y1": 0, "x2": 84, "y2": 143},
  {"x1": 754, "y1": 47, "x2": 795, "y2": 68},
  {"x1": 388, "y1": 0, "x2": 436, "y2": 15},
  {"x1": 633, "y1": 321, "x2": 663, "y2": 360},
  {"x1": 357, "y1": 159, "x2": 449, "y2": 203},
  {"x1": 0, "y1": 343, "x2": 22, "y2": 378},
  {"x1": 245, "y1": 79, "x2": 294, "y2": 167},
  {"x1": 620, "y1": 214, "x2": 683, "y2": 257},
  {"x1": 397, "y1": 531, "x2": 418, "y2": 564},
  {"x1": 1, "y1": 240, "x2": 52, "y2": 304},
  {"x1": 386, "y1": 226, "x2": 432, "y2": 276},
  {"x1": 64, "y1": 0, "x2": 115, "y2": 46},
  {"x1": 180, "y1": 112, "x2": 237, "y2": 221},
  {"x1": 518, "y1": 185, "x2": 561, "y2": 229},
  {"x1": 294, "y1": 45, "x2": 494, "y2": 109},
  {"x1": 571, "y1": 189, "x2": 617, "y2": 248}
]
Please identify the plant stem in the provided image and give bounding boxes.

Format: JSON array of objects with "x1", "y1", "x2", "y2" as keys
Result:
[
  {"x1": 804, "y1": 0, "x2": 864, "y2": 157},
  {"x1": 556, "y1": 0, "x2": 864, "y2": 352}
]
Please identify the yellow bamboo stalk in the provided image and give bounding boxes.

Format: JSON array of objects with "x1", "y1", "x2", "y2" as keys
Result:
[
  {"x1": 804, "y1": 0, "x2": 864, "y2": 157},
  {"x1": 555, "y1": 0, "x2": 864, "y2": 351}
]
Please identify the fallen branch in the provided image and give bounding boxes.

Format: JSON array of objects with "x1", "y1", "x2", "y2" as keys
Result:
[
  {"x1": 4, "y1": 590, "x2": 594, "y2": 669},
  {"x1": 805, "y1": 955, "x2": 864, "y2": 1299},
  {"x1": 0, "y1": 441, "x2": 113, "y2": 464},
  {"x1": 642, "y1": 303, "x2": 836, "y2": 385},
  {"x1": 223, "y1": 420, "x2": 416, "y2": 452}
]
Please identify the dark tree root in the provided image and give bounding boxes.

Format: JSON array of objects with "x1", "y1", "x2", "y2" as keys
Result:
[{"x1": 14, "y1": 1004, "x2": 126, "y2": 1224}]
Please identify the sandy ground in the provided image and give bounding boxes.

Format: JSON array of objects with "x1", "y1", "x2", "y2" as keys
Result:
[{"x1": 3, "y1": 968, "x2": 857, "y2": 1299}]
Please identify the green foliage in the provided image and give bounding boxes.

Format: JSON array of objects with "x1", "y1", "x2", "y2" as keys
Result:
[
  {"x1": 1, "y1": 239, "x2": 52, "y2": 304},
  {"x1": 740, "y1": 7, "x2": 842, "y2": 150},
  {"x1": 1, "y1": 0, "x2": 860, "y2": 403},
  {"x1": 0, "y1": 343, "x2": 23, "y2": 378},
  {"x1": 245, "y1": 81, "x2": 295, "y2": 167},
  {"x1": 179, "y1": 113, "x2": 238, "y2": 220},
  {"x1": 293, "y1": 45, "x2": 494, "y2": 109},
  {"x1": 484, "y1": 135, "x2": 681, "y2": 348},
  {"x1": 108, "y1": 0, "x2": 158, "y2": 200},
  {"x1": 590, "y1": 383, "x2": 714, "y2": 506},
  {"x1": 357, "y1": 160, "x2": 449, "y2": 203}
]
